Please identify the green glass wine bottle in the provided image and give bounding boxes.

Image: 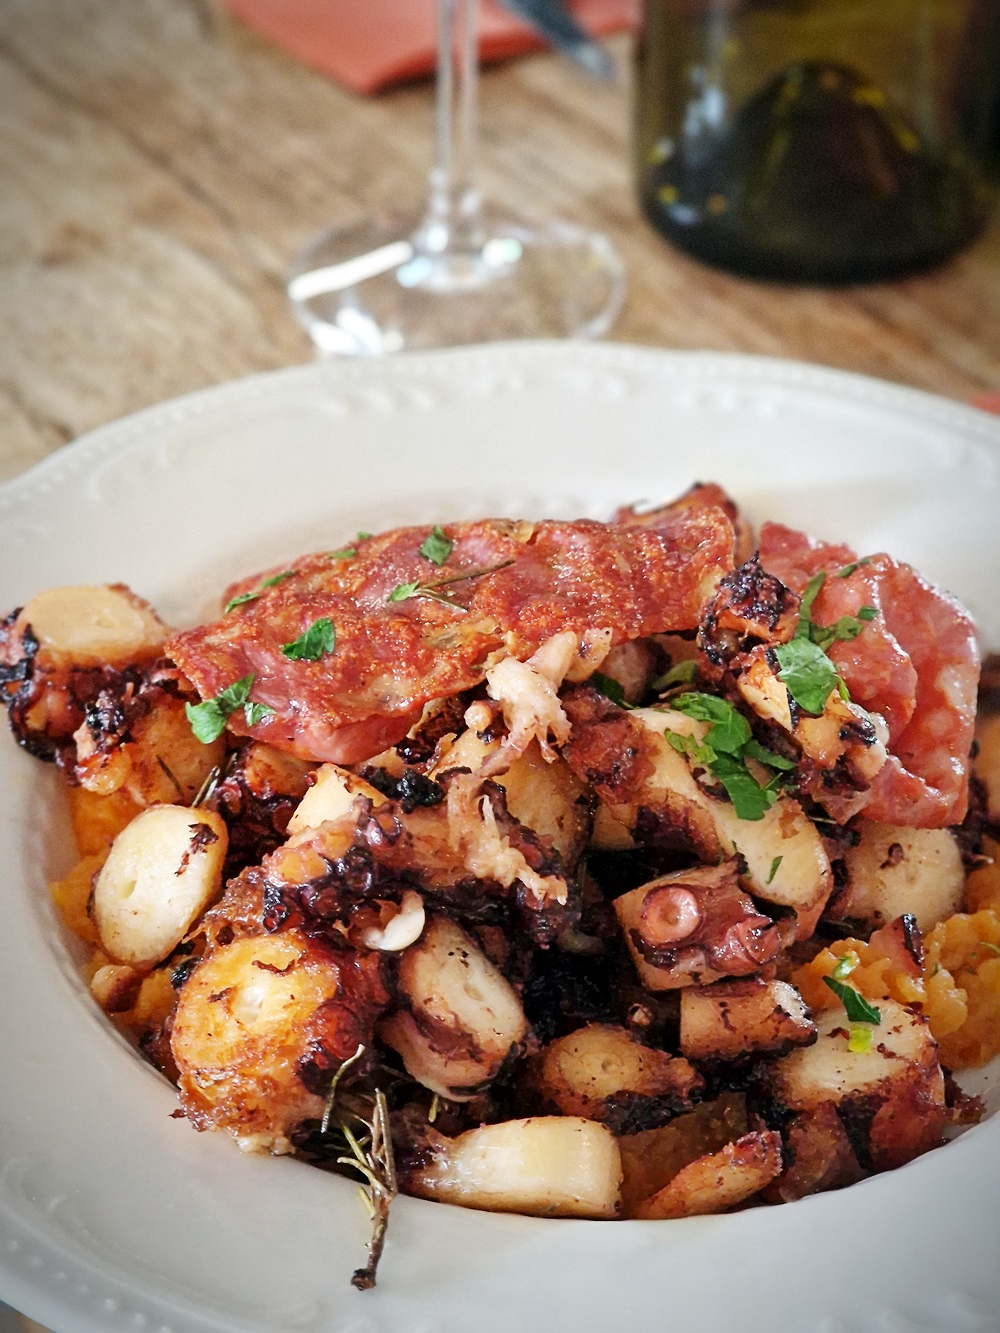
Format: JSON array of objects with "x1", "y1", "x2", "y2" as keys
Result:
[{"x1": 634, "y1": 0, "x2": 994, "y2": 283}]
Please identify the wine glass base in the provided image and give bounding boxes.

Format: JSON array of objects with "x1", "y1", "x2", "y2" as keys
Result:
[{"x1": 287, "y1": 207, "x2": 625, "y2": 356}]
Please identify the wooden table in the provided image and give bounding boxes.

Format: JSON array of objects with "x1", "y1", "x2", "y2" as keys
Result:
[{"x1": 2, "y1": 0, "x2": 1000, "y2": 485}]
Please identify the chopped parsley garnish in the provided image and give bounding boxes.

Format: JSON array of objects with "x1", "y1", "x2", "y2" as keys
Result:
[
  {"x1": 282, "y1": 617, "x2": 336, "y2": 661},
  {"x1": 185, "y1": 673, "x2": 274, "y2": 743},
  {"x1": 835, "y1": 558, "x2": 872, "y2": 579},
  {"x1": 419, "y1": 525, "x2": 452, "y2": 566},
  {"x1": 823, "y1": 955, "x2": 881, "y2": 1025},
  {"x1": 591, "y1": 672, "x2": 630, "y2": 708},
  {"x1": 774, "y1": 572, "x2": 878, "y2": 715},
  {"x1": 224, "y1": 570, "x2": 296, "y2": 613},
  {"x1": 244, "y1": 702, "x2": 275, "y2": 727},
  {"x1": 329, "y1": 547, "x2": 357, "y2": 561},
  {"x1": 389, "y1": 580, "x2": 425, "y2": 604},
  {"x1": 767, "y1": 855, "x2": 783, "y2": 884},
  {"x1": 651, "y1": 659, "x2": 699, "y2": 692},
  {"x1": 667, "y1": 691, "x2": 795, "y2": 821},
  {"x1": 773, "y1": 637, "x2": 842, "y2": 716},
  {"x1": 823, "y1": 974, "x2": 882, "y2": 1025}
]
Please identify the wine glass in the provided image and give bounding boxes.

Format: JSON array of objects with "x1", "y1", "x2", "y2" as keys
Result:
[{"x1": 286, "y1": 0, "x2": 626, "y2": 355}]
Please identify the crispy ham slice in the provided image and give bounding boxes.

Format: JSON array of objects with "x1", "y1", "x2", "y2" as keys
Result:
[{"x1": 167, "y1": 508, "x2": 735, "y2": 764}]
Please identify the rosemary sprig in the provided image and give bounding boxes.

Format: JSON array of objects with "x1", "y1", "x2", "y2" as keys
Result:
[
  {"x1": 322, "y1": 1044, "x2": 397, "y2": 1291},
  {"x1": 190, "y1": 749, "x2": 239, "y2": 808},
  {"x1": 388, "y1": 559, "x2": 514, "y2": 610}
]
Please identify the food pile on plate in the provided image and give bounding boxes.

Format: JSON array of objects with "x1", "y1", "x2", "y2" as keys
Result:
[{"x1": 2, "y1": 483, "x2": 999, "y2": 1277}]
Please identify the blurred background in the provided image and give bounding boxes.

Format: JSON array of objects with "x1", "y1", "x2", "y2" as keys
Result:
[{"x1": 2, "y1": 0, "x2": 1000, "y2": 488}]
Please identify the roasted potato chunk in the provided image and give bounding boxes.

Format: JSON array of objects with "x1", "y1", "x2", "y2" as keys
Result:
[
  {"x1": 172, "y1": 930, "x2": 388, "y2": 1152},
  {"x1": 539, "y1": 1023, "x2": 702, "y2": 1132},
  {"x1": 14, "y1": 584, "x2": 167, "y2": 669},
  {"x1": 93, "y1": 804, "x2": 228, "y2": 966},
  {"x1": 761, "y1": 999, "x2": 947, "y2": 1172},
  {"x1": 679, "y1": 978, "x2": 816, "y2": 1063},
  {"x1": 397, "y1": 1116, "x2": 622, "y2": 1219},
  {"x1": 632, "y1": 1129, "x2": 783, "y2": 1220},
  {"x1": 838, "y1": 820, "x2": 964, "y2": 931}
]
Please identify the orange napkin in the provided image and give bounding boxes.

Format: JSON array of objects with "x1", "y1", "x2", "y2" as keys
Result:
[{"x1": 220, "y1": 0, "x2": 638, "y2": 94}]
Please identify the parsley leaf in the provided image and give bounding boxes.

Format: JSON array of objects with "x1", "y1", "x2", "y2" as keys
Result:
[
  {"x1": 767, "y1": 855, "x2": 783, "y2": 884},
  {"x1": 419, "y1": 525, "x2": 452, "y2": 566},
  {"x1": 823, "y1": 974, "x2": 881, "y2": 1025},
  {"x1": 651, "y1": 659, "x2": 699, "y2": 691},
  {"x1": 329, "y1": 547, "x2": 357, "y2": 561},
  {"x1": 670, "y1": 692, "x2": 751, "y2": 754},
  {"x1": 186, "y1": 673, "x2": 257, "y2": 743},
  {"x1": 667, "y1": 692, "x2": 786, "y2": 821},
  {"x1": 812, "y1": 606, "x2": 878, "y2": 652},
  {"x1": 224, "y1": 570, "x2": 296, "y2": 613},
  {"x1": 710, "y1": 750, "x2": 782, "y2": 820},
  {"x1": 796, "y1": 571, "x2": 825, "y2": 628},
  {"x1": 282, "y1": 617, "x2": 336, "y2": 661},
  {"x1": 835, "y1": 558, "x2": 872, "y2": 579},
  {"x1": 389, "y1": 580, "x2": 422, "y2": 604},
  {"x1": 775, "y1": 572, "x2": 879, "y2": 715},
  {"x1": 591, "y1": 672, "x2": 630, "y2": 708},
  {"x1": 743, "y1": 738, "x2": 796, "y2": 770},
  {"x1": 774, "y1": 636, "x2": 841, "y2": 715}
]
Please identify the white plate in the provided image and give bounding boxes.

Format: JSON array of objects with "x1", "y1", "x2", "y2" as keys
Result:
[{"x1": 1, "y1": 343, "x2": 999, "y2": 1333}]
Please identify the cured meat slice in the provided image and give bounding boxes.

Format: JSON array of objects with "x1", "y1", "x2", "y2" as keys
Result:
[
  {"x1": 759, "y1": 523, "x2": 980, "y2": 827},
  {"x1": 168, "y1": 508, "x2": 735, "y2": 764}
]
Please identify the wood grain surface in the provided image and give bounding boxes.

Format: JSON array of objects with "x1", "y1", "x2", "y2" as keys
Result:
[{"x1": 2, "y1": 0, "x2": 1000, "y2": 485}]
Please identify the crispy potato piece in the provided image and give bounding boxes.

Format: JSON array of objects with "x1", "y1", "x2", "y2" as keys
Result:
[
  {"x1": 434, "y1": 732, "x2": 590, "y2": 868},
  {"x1": 839, "y1": 820, "x2": 964, "y2": 931},
  {"x1": 286, "y1": 762, "x2": 385, "y2": 838},
  {"x1": 93, "y1": 805, "x2": 228, "y2": 966},
  {"x1": 74, "y1": 692, "x2": 225, "y2": 807},
  {"x1": 764, "y1": 999, "x2": 946, "y2": 1171},
  {"x1": 398, "y1": 1116, "x2": 622, "y2": 1219},
  {"x1": 632, "y1": 1130, "x2": 783, "y2": 1219},
  {"x1": 15, "y1": 584, "x2": 166, "y2": 668},
  {"x1": 618, "y1": 1091, "x2": 748, "y2": 1215},
  {"x1": 539, "y1": 1023, "x2": 702, "y2": 1130},
  {"x1": 766, "y1": 1102, "x2": 864, "y2": 1203},
  {"x1": 679, "y1": 978, "x2": 815, "y2": 1063},
  {"x1": 172, "y1": 930, "x2": 388, "y2": 1152}
]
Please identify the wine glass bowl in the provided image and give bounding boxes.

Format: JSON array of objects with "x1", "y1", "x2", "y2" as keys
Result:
[
  {"x1": 287, "y1": 0, "x2": 625, "y2": 355},
  {"x1": 287, "y1": 206, "x2": 625, "y2": 355}
]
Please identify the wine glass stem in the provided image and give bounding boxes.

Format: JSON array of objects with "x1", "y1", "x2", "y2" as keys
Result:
[{"x1": 422, "y1": 0, "x2": 484, "y2": 254}]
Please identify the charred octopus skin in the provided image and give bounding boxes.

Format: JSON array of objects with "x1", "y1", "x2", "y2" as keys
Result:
[{"x1": 166, "y1": 506, "x2": 736, "y2": 765}]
